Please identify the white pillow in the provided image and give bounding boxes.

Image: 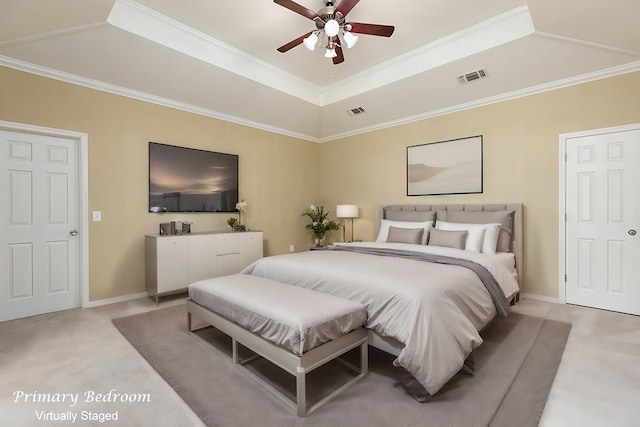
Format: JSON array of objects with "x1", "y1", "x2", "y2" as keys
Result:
[
  {"x1": 376, "y1": 219, "x2": 432, "y2": 245},
  {"x1": 435, "y1": 221, "x2": 501, "y2": 254},
  {"x1": 480, "y1": 223, "x2": 501, "y2": 254}
]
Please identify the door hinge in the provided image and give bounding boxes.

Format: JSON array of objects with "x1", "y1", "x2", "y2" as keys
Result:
[{"x1": 565, "y1": 274, "x2": 567, "y2": 282}]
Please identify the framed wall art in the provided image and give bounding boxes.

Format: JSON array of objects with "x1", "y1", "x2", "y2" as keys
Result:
[{"x1": 407, "y1": 135, "x2": 483, "y2": 196}]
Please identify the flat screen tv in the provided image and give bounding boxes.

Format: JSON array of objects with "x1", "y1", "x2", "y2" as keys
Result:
[{"x1": 148, "y1": 142, "x2": 239, "y2": 213}]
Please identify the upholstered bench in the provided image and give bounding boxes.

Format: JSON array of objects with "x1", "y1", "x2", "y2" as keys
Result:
[{"x1": 186, "y1": 274, "x2": 368, "y2": 417}]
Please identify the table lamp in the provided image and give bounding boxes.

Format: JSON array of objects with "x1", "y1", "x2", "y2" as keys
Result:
[{"x1": 336, "y1": 204, "x2": 359, "y2": 242}]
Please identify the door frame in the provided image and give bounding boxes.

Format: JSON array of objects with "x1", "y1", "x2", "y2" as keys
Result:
[
  {"x1": 558, "y1": 122, "x2": 640, "y2": 304},
  {"x1": 0, "y1": 120, "x2": 89, "y2": 308}
]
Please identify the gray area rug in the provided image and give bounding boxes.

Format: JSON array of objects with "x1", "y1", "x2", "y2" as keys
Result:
[{"x1": 113, "y1": 305, "x2": 570, "y2": 427}]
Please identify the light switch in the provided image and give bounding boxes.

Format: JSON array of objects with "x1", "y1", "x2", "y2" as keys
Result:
[{"x1": 92, "y1": 211, "x2": 102, "y2": 222}]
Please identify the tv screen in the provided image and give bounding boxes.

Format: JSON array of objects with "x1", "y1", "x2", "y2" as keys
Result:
[{"x1": 148, "y1": 142, "x2": 239, "y2": 213}]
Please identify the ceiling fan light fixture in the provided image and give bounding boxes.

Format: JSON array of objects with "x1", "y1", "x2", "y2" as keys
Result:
[
  {"x1": 343, "y1": 31, "x2": 358, "y2": 49},
  {"x1": 274, "y1": 0, "x2": 395, "y2": 65},
  {"x1": 303, "y1": 32, "x2": 318, "y2": 51},
  {"x1": 324, "y1": 47, "x2": 337, "y2": 58},
  {"x1": 324, "y1": 19, "x2": 340, "y2": 37}
]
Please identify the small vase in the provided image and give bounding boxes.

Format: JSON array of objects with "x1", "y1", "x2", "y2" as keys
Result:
[{"x1": 314, "y1": 236, "x2": 325, "y2": 247}]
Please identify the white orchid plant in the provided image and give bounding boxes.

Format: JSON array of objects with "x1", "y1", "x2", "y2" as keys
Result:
[{"x1": 228, "y1": 199, "x2": 247, "y2": 231}]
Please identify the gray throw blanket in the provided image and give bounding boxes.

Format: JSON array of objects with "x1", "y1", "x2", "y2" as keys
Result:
[{"x1": 328, "y1": 245, "x2": 510, "y2": 317}]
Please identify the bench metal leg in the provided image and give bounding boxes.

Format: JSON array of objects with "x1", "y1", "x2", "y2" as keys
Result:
[
  {"x1": 361, "y1": 341, "x2": 368, "y2": 375},
  {"x1": 296, "y1": 367, "x2": 306, "y2": 417},
  {"x1": 232, "y1": 339, "x2": 239, "y2": 364},
  {"x1": 185, "y1": 299, "x2": 368, "y2": 417}
]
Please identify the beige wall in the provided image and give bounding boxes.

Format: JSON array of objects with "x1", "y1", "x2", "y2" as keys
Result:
[
  {"x1": 319, "y1": 71, "x2": 640, "y2": 297},
  {"x1": 0, "y1": 66, "x2": 320, "y2": 301},
  {"x1": 2, "y1": 65, "x2": 639, "y2": 301}
]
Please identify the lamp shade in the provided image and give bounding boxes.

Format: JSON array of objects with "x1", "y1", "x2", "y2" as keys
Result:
[
  {"x1": 343, "y1": 31, "x2": 359, "y2": 49},
  {"x1": 336, "y1": 204, "x2": 359, "y2": 218},
  {"x1": 324, "y1": 47, "x2": 337, "y2": 58},
  {"x1": 303, "y1": 32, "x2": 318, "y2": 51}
]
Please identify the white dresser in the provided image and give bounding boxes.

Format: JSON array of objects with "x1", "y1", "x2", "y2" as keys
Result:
[{"x1": 145, "y1": 231, "x2": 263, "y2": 302}]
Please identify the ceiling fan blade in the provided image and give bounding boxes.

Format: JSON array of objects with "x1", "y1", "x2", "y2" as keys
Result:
[
  {"x1": 335, "y1": 0, "x2": 361, "y2": 17},
  {"x1": 277, "y1": 31, "x2": 313, "y2": 52},
  {"x1": 274, "y1": 0, "x2": 319, "y2": 20},
  {"x1": 348, "y1": 22, "x2": 395, "y2": 37},
  {"x1": 333, "y1": 45, "x2": 345, "y2": 64}
]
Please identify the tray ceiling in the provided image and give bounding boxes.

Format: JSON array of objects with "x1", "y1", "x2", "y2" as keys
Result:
[{"x1": 1, "y1": 0, "x2": 639, "y2": 141}]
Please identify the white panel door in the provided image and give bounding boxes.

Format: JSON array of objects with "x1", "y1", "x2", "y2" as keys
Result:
[
  {"x1": 0, "y1": 131, "x2": 80, "y2": 321},
  {"x1": 565, "y1": 129, "x2": 640, "y2": 315}
]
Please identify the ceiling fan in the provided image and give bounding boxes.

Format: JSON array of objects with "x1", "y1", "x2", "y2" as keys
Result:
[{"x1": 275, "y1": 0, "x2": 395, "y2": 65}]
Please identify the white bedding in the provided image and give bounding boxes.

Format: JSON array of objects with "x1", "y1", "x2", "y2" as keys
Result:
[{"x1": 241, "y1": 241, "x2": 520, "y2": 396}]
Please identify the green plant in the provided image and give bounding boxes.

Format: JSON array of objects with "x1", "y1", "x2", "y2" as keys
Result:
[
  {"x1": 227, "y1": 217, "x2": 238, "y2": 229},
  {"x1": 301, "y1": 205, "x2": 339, "y2": 239}
]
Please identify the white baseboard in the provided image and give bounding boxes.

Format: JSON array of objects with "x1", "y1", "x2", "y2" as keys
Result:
[
  {"x1": 83, "y1": 292, "x2": 148, "y2": 308},
  {"x1": 521, "y1": 293, "x2": 563, "y2": 304}
]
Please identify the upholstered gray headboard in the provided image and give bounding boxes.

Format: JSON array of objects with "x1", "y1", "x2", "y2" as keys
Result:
[{"x1": 375, "y1": 203, "x2": 523, "y2": 283}]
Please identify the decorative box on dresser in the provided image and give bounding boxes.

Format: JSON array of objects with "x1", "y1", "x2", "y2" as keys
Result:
[{"x1": 145, "y1": 231, "x2": 263, "y2": 303}]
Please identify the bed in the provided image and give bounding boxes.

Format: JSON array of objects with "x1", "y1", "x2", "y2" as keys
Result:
[{"x1": 212, "y1": 203, "x2": 521, "y2": 400}]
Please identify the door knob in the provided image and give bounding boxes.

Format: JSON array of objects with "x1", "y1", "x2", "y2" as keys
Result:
[
  {"x1": 629, "y1": 229, "x2": 637, "y2": 236},
  {"x1": 70, "y1": 229, "x2": 78, "y2": 236}
]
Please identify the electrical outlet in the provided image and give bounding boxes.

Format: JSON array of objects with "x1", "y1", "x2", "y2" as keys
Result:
[
  {"x1": 289, "y1": 245, "x2": 295, "y2": 252},
  {"x1": 92, "y1": 211, "x2": 102, "y2": 222}
]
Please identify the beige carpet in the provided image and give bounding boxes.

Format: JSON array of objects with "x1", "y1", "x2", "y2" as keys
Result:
[{"x1": 113, "y1": 304, "x2": 570, "y2": 427}]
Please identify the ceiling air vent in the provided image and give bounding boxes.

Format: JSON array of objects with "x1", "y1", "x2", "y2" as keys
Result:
[
  {"x1": 458, "y1": 69, "x2": 488, "y2": 84},
  {"x1": 347, "y1": 107, "x2": 366, "y2": 116}
]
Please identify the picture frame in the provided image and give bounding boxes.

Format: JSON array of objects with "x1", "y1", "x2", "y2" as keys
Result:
[
  {"x1": 406, "y1": 135, "x2": 483, "y2": 196},
  {"x1": 159, "y1": 223, "x2": 171, "y2": 235}
]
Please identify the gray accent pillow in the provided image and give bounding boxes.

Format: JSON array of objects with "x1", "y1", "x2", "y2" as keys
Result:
[
  {"x1": 385, "y1": 209, "x2": 436, "y2": 223},
  {"x1": 427, "y1": 228, "x2": 468, "y2": 250},
  {"x1": 386, "y1": 226, "x2": 424, "y2": 245},
  {"x1": 436, "y1": 210, "x2": 515, "y2": 252}
]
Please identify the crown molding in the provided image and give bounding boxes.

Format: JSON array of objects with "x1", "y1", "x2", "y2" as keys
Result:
[
  {"x1": 0, "y1": 22, "x2": 110, "y2": 49},
  {"x1": 534, "y1": 31, "x2": 640, "y2": 56},
  {"x1": 321, "y1": 6, "x2": 535, "y2": 105},
  {"x1": 319, "y1": 61, "x2": 640, "y2": 142},
  {"x1": 3, "y1": 55, "x2": 638, "y2": 144},
  {"x1": 107, "y1": 0, "x2": 322, "y2": 105},
  {"x1": 0, "y1": 55, "x2": 320, "y2": 143},
  {"x1": 107, "y1": 1, "x2": 536, "y2": 108}
]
